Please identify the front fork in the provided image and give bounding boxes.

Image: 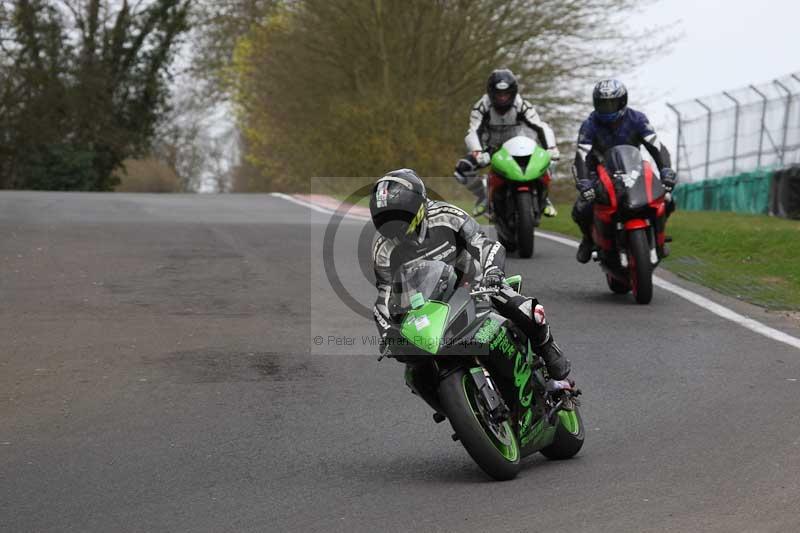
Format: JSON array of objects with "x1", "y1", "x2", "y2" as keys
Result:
[
  {"x1": 470, "y1": 361, "x2": 510, "y2": 425},
  {"x1": 614, "y1": 220, "x2": 659, "y2": 268},
  {"x1": 406, "y1": 360, "x2": 513, "y2": 425}
]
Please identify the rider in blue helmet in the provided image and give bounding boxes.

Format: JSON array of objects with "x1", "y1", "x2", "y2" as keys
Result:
[{"x1": 572, "y1": 80, "x2": 678, "y2": 263}]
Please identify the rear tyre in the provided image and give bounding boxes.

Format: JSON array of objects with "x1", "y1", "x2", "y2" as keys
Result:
[
  {"x1": 516, "y1": 193, "x2": 534, "y2": 258},
  {"x1": 629, "y1": 228, "x2": 653, "y2": 304},
  {"x1": 439, "y1": 369, "x2": 521, "y2": 481},
  {"x1": 606, "y1": 273, "x2": 630, "y2": 294},
  {"x1": 540, "y1": 406, "x2": 584, "y2": 460}
]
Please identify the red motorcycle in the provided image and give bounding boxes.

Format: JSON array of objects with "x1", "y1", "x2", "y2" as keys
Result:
[{"x1": 590, "y1": 145, "x2": 670, "y2": 304}]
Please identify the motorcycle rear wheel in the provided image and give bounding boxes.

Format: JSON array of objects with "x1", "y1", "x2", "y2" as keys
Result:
[
  {"x1": 439, "y1": 369, "x2": 521, "y2": 481},
  {"x1": 540, "y1": 407, "x2": 585, "y2": 460}
]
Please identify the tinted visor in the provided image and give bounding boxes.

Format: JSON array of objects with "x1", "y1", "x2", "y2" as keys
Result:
[
  {"x1": 594, "y1": 96, "x2": 625, "y2": 115},
  {"x1": 494, "y1": 91, "x2": 513, "y2": 106},
  {"x1": 375, "y1": 215, "x2": 410, "y2": 241},
  {"x1": 373, "y1": 205, "x2": 424, "y2": 242}
]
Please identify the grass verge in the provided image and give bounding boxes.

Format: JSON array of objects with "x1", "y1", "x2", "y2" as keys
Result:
[{"x1": 540, "y1": 203, "x2": 800, "y2": 311}]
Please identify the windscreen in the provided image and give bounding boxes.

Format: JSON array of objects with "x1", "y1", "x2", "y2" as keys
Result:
[
  {"x1": 604, "y1": 145, "x2": 644, "y2": 176},
  {"x1": 392, "y1": 260, "x2": 455, "y2": 312},
  {"x1": 603, "y1": 145, "x2": 653, "y2": 209}
]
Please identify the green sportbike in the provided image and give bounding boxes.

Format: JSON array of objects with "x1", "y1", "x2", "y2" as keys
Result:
[
  {"x1": 488, "y1": 136, "x2": 553, "y2": 258},
  {"x1": 381, "y1": 260, "x2": 583, "y2": 481}
]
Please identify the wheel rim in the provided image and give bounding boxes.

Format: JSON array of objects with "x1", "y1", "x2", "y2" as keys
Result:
[
  {"x1": 557, "y1": 410, "x2": 580, "y2": 435},
  {"x1": 462, "y1": 374, "x2": 519, "y2": 462}
]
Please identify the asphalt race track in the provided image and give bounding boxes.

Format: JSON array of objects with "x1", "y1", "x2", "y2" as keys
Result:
[{"x1": 2, "y1": 191, "x2": 800, "y2": 532}]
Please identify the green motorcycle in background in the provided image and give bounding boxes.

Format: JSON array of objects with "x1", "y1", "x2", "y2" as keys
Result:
[
  {"x1": 488, "y1": 136, "x2": 553, "y2": 258},
  {"x1": 382, "y1": 260, "x2": 583, "y2": 480}
]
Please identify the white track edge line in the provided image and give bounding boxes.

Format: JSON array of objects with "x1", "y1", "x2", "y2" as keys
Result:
[
  {"x1": 274, "y1": 193, "x2": 800, "y2": 351},
  {"x1": 537, "y1": 230, "x2": 800, "y2": 351},
  {"x1": 270, "y1": 193, "x2": 371, "y2": 221}
]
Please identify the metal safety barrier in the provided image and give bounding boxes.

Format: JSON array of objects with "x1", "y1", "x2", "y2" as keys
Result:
[{"x1": 667, "y1": 73, "x2": 800, "y2": 183}]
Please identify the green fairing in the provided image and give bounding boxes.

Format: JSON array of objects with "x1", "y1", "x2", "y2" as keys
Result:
[
  {"x1": 520, "y1": 418, "x2": 556, "y2": 447},
  {"x1": 503, "y1": 275, "x2": 522, "y2": 292},
  {"x1": 490, "y1": 145, "x2": 551, "y2": 182},
  {"x1": 474, "y1": 317, "x2": 501, "y2": 344},
  {"x1": 490, "y1": 327, "x2": 532, "y2": 408},
  {"x1": 401, "y1": 301, "x2": 450, "y2": 354},
  {"x1": 513, "y1": 356, "x2": 533, "y2": 406},
  {"x1": 518, "y1": 409, "x2": 533, "y2": 437}
]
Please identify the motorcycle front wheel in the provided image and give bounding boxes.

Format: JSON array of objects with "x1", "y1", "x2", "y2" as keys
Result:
[
  {"x1": 629, "y1": 228, "x2": 653, "y2": 304},
  {"x1": 515, "y1": 193, "x2": 534, "y2": 258},
  {"x1": 439, "y1": 368, "x2": 521, "y2": 481},
  {"x1": 606, "y1": 273, "x2": 630, "y2": 294}
]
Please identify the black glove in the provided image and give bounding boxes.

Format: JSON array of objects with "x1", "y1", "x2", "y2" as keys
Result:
[
  {"x1": 660, "y1": 168, "x2": 678, "y2": 191},
  {"x1": 577, "y1": 179, "x2": 596, "y2": 202},
  {"x1": 454, "y1": 155, "x2": 478, "y2": 184},
  {"x1": 482, "y1": 266, "x2": 505, "y2": 288}
]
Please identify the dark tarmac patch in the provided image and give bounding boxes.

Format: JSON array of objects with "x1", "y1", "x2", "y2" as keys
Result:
[{"x1": 148, "y1": 350, "x2": 321, "y2": 384}]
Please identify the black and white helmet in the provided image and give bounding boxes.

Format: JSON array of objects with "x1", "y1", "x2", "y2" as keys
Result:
[
  {"x1": 593, "y1": 79, "x2": 628, "y2": 124},
  {"x1": 487, "y1": 69, "x2": 518, "y2": 112},
  {"x1": 369, "y1": 169, "x2": 428, "y2": 245}
]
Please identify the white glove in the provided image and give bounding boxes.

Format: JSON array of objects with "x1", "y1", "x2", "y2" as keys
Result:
[
  {"x1": 474, "y1": 151, "x2": 491, "y2": 167},
  {"x1": 547, "y1": 147, "x2": 561, "y2": 162}
]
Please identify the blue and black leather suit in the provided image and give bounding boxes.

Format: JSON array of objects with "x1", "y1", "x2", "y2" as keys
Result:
[{"x1": 571, "y1": 108, "x2": 673, "y2": 232}]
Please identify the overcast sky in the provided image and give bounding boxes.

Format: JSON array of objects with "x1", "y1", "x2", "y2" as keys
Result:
[{"x1": 625, "y1": 0, "x2": 799, "y2": 149}]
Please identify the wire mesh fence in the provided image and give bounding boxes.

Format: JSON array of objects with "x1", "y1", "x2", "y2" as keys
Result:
[{"x1": 667, "y1": 73, "x2": 800, "y2": 183}]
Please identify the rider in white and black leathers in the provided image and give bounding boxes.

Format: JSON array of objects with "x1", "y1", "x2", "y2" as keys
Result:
[
  {"x1": 370, "y1": 168, "x2": 570, "y2": 380},
  {"x1": 455, "y1": 69, "x2": 561, "y2": 216}
]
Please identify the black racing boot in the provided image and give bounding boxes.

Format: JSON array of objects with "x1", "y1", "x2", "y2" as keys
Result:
[
  {"x1": 489, "y1": 287, "x2": 571, "y2": 379},
  {"x1": 536, "y1": 338, "x2": 571, "y2": 380},
  {"x1": 576, "y1": 236, "x2": 593, "y2": 264},
  {"x1": 573, "y1": 214, "x2": 594, "y2": 264},
  {"x1": 466, "y1": 176, "x2": 490, "y2": 218},
  {"x1": 473, "y1": 195, "x2": 489, "y2": 218}
]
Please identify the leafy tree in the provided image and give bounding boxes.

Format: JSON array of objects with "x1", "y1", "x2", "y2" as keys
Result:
[
  {"x1": 228, "y1": 0, "x2": 670, "y2": 191},
  {"x1": 0, "y1": 0, "x2": 191, "y2": 190}
]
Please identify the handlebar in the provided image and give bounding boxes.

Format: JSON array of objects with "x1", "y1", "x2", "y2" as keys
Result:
[{"x1": 469, "y1": 286, "x2": 500, "y2": 297}]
